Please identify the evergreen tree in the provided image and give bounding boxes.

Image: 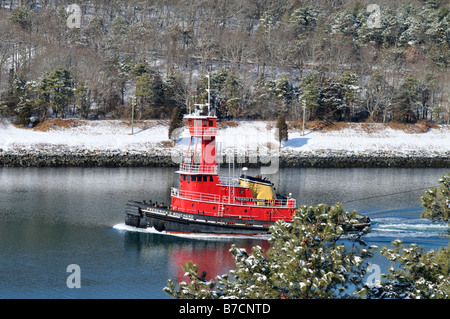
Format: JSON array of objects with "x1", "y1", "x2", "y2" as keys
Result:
[
  {"x1": 7, "y1": 73, "x2": 26, "y2": 120},
  {"x1": 420, "y1": 172, "x2": 449, "y2": 223},
  {"x1": 223, "y1": 71, "x2": 242, "y2": 118},
  {"x1": 276, "y1": 114, "x2": 288, "y2": 145},
  {"x1": 134, "y1": 72, "x2": 153, "y2": 119},
  {"x1": 148, "y1": 72, "x2": 165, "y2": 117},
  {"x1": 339, "y1": 72, "x2": 359, "y2": 119},
  {"x1": 74, "y1": 82, "x2": 89, "y2": 119},
  {"x1": 132, "y1": 65, "x2": 166, "y2": 119},
  {"x1": 289, "y1": 6, "x2": 319, "y2": 34},
  {"x1": 34, "y1": 76, "x2": 50, "y2": 120},
  {"x1": 266, "y1": 74, "x2": 299, "y2": 116},
  {"x1": 362, "y1": 174, "x2": 449, "y2": 299},
  {"x1": 16, "y1": 80, "x2": 40, "y2": 126},
  {"x1": 10, "y1": 5, "x2": 31, "y2": 31},
  {"x1": 168, "y1": 106, "x2": 183, "y2": 142},
  {"x1": 110, "y1": 16, "x2": 129, "y2": 39},
  {"x1": 300, "y1": 73, "x2": 320, "y2": 120},
  {"x1": 85, "y1": 15, "x2": 107, "y2": 49},
  {"x1": 5, "y1": 73, "x2": 38, "y2": 126},
  {"x1": 362, "y1": 240, "x2": 449, "y2": 299},
  {"x1": 392, "y1": 74, "x2": 420, "y2": 123},
  {"x1": 47, "y1": 68, "x2": 73, "y2": 118},
  {"x1": 131, "y1": 62, "x2": 151, "y2": 78},
  {"x1": 319, "y1": 79, "x2": 346, "y2": 121},
  {"x1": 164, "y1": 203, "x2": 372, "y2": 299},
  {"x1": 164, "y1": 72, "x2": 187, "y2": 111}
]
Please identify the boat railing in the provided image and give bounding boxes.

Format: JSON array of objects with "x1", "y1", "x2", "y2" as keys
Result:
[
  {"x1": 189, "y1": 127, "x2": 217, "y2": 136},
  {"x1": 218, "y1": 176, "x2": 239, "y2": 186},
  {"x1": 171, "y1": 187, "x2": 296, "y2": 208},
  {"x1": 178, "y1": 163, "x2": 217, "y2": 174},
  {"x1": 172, "y1": 187, "x2": 221, "y2": 203}
]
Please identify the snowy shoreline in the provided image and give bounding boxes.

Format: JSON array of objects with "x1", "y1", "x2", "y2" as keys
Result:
[{"x1": 0, "y1": 120, "x2": 449, "y2": 168}]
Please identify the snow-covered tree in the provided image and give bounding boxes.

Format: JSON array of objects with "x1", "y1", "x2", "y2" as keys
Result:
[
  {"x1": 331, "y1": 1, "x2": 448, "y2": 47},
  {"x1": 338, "y1": 72, "x2": 359, "y2": 120},
  {"x1": 362, "y1": 173, "x2": 449, "y2": 299},
  {"x1": 420, "y1": 172, "x2": 449, "y2": 223},
  {"x1": 289, "y1": 7, "x2": 319, "y2": 34},
  {"x1": 45, "y1": 67, "x2": 74, "y2": 118},
  {"x1": 10, "y1": 5, "x2": 31, "y2": 31},
  {"x1": 266, "y1": 74, "x2": 299, "y2": 115},
  {"x1": 299, "y1": 73, "x2": 320, "y2": 120},
  {"x1": 392, "y1": 74, "x2": 421, "y2": 123},
  {"x1": 362, "y1": 240, "x2": 449, "y2": 299},
  {"x1": 164, "y1": 203, "x2": 373, "y2": 299},
  {"x1": 258, "y1": 11, "x2": 277, "y2": 34}
]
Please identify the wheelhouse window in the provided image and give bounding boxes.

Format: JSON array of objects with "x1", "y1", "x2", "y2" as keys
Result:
[{"x1": 183, "y1": 175, "x2": 213, "y2": 182}]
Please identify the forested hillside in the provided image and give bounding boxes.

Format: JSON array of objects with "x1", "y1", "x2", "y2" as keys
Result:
[{"x1": 0, "y1": 0, "x2": 448, "y2": 126}]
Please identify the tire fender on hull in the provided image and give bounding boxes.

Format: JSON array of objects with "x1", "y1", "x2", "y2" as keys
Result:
[
  {"x1": 124, "y1": 204, "x2": 147, "y2": 229},
  {"x1": 153, "y1": 220, "x2": 165, "y2": 232}
]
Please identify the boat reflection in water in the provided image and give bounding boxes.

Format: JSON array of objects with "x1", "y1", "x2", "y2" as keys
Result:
[
  {"x1": 120, "y1": 225, "x2": 270, "y2": 282},
  {"x1": 168, "y1": 239, "x2": 271, "y2": 282}
]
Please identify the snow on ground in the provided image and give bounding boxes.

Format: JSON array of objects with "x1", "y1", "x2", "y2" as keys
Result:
[
  {"x1": 283, "y1": 125, "x2": 450, "y2": 155},
  {"x1": 0, "y1": 120, "x2": 168, "y2": 152},
  {"x1": 0, "y1": 119, "x2": 449, "y2": 156}
]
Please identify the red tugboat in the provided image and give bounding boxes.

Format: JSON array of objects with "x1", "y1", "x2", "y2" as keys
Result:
[
  {"x1": 124, "y1": 84, "x2": 370, "y2": 235},
  {"x1": 125, "y1": 112, "x2": 297, "y2": 235}
]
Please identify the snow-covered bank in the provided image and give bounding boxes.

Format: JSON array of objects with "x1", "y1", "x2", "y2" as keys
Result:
[{"x1": 0, "y1": 120, "x2": 449, "y2": 168}]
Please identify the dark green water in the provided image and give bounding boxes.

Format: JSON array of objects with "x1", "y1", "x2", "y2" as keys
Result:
[{"x1": 0, "y1": 167, "x2": 448, "y2": 298}]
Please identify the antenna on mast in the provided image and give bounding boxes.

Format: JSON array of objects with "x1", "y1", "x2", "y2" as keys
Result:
[
  {"x1": 191, "y1": 72, "x2": 213, "y2": 116},
  {"x1": 205, "y1": 73, "x2": 211, "y2": 116}
]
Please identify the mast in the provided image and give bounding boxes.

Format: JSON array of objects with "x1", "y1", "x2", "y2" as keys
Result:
[
  {"x1": 206, "y1": 73, "x2": 211, "y2": 116},
  {"x1": 177, "y1": 72, "x2": 218, "y2": 176}
]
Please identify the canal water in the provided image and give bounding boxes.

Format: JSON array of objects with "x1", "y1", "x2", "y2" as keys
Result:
[{"x1": 0, "y1": 167, "x2": 448, "y2": 298}]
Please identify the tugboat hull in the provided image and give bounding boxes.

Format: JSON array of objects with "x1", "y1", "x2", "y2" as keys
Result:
[
  {"x1": 124, "y1": 201, "x2": 272, "y2": 235},
  {"x1": 124, "y1": 201, "x2": 370, "y2": 235}
]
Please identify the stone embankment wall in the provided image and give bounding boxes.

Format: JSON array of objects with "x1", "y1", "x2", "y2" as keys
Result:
[
  {"x1": 279, "y1": 150, "x2": 450, "y2": 168},
  {"x1": 0, "y1": 148, "x2": 449, "y2": 168}
]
